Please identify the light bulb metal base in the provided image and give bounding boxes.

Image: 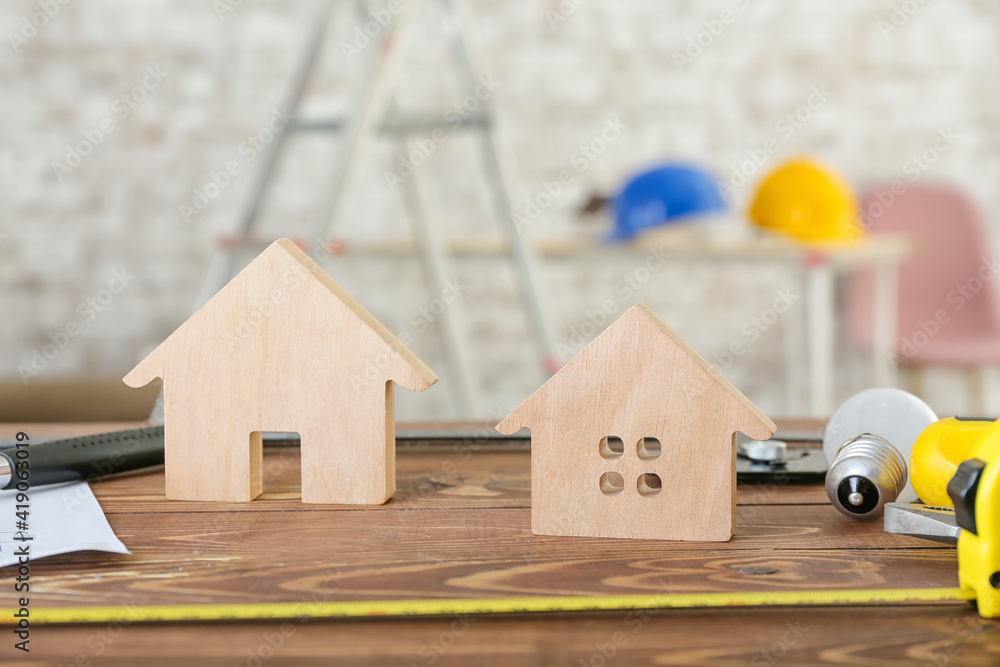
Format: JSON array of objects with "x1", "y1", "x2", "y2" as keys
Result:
[{"x1": 825, "y1": 434, "x2": 908, "y2": 519}]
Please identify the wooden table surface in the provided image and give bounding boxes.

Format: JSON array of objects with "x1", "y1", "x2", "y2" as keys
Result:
[{"x1": 2, "y1": 421, "x2": 998, "y2": 666}]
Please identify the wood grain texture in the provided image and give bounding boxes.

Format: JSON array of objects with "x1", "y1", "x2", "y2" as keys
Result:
[
  {"x1": 497, "y1": 303, "x2": 776, "y2": 542},
  {"x1": 6, "y1": 446, "x2": 956, "y2": 609},
  {"x1": 122, "y1": 239, "x2": 438, "y2": 504},
  {"x1": 12, "y1": 607, "x2": 998, "y2": 666},
  {"x1": 0, "y1": 422, "x2": 987, "y2": 665},
  {"x1": 19, "y1": 518, "x2": 958, "y2": 606},
  {"x1": 76, "y1": 442, "x2": 829, "y2": 514}
]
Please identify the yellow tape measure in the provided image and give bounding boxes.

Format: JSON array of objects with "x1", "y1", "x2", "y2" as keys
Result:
[{"x1": 1, "y1": 588, "x2": 972, "y2": 625}]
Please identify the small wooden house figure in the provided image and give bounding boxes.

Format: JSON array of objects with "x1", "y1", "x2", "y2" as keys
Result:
[
  {"x1": 496, "y1": 303, "x2": 775, "y2": 541},
  {"x1": 123, "y1": 239, "x2": 437, "y2": 505}
]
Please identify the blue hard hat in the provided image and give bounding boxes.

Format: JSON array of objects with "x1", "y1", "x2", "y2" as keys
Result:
[{"x1": 611, "y1": 164, "x2": 726, "y2": 240}]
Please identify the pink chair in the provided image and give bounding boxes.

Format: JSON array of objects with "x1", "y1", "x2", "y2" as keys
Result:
[{"x1": 850, "y1": 185, "x2": 1000, "y2": 409}]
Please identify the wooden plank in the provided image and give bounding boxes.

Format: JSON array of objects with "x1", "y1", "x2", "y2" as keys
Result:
[
  {"x1": 9, "y1": 607, "x2": 995, "y2": 665},
  {"x1": 84, "y1": 445, "x2": 829, "y2": 513},
  {"x1": 260, "y1": 231, "x2": 914, "y2": 266},
  {"x1": 0, "y1": 418, "x2": 978, "y2": 663},
  {"x1": 17, "y1": 503, "x2": 954, "y2": 608}
]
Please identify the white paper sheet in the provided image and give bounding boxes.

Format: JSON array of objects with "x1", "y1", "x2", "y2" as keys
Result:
[{"x1": 0, "y1": 481, "x2": 130, "y2": 567}]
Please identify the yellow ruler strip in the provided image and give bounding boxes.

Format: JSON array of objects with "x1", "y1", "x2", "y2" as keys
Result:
[{"x1": 1, "y1": 588, "x2": 972, "y2": 625}]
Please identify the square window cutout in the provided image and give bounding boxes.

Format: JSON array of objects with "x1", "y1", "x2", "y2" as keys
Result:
[
  {"x1": 637, "y1": 473, "x2": 661, "y2": 497},
  {"x1": 599, "y1": 436, "x2": 624, "y2": 459},
  {"x1": 600, "y1": 471, "x2": 624, "y2": 495},
  {"x1": 638, "y1": 437, "x2": 661, "y2": 460}
]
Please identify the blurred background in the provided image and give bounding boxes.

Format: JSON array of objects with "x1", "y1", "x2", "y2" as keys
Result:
[{"x1": 4, "y1": 0, "x2": 1000, "y2": 423}]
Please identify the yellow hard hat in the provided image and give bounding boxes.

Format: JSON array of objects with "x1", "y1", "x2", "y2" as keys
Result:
[{"x1": 749, "y1": 159, "x2": 863, "y2": 244}]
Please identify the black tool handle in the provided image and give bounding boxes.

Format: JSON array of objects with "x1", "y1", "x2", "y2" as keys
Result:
[{"x1": 1, "y1": 426, "x2": 164, "y2": 489}]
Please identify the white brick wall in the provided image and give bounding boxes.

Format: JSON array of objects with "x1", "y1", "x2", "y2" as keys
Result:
[{"x1": 3, "y1": 0, "x2": 1000, "y2": 419}]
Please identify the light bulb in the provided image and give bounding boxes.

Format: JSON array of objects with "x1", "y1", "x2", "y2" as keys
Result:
[{"x1": 823, "y1": 388, "x2": 937, "y2": 519}]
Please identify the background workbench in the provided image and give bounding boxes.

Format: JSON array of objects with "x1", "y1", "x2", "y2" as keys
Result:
[{"x1": 2, "y1": 420, "x2": 998, "y2": 666}]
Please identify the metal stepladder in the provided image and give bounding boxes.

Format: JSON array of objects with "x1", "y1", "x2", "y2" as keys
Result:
[{"x1": 189, "y1": 0, "x2": 559, "y2": 420}]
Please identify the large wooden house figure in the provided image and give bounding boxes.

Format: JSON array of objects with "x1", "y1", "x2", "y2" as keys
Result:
[
  {"x1": 124, "y1": 239, "x2": 437, "y2": 505},
  {"x1": 497, "y1": 303, "x2": 775, "y2": 541}
]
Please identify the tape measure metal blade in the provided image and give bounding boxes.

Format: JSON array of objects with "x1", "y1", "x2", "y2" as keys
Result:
[{"x1": 2, "y1": 588, "x2": 972, "y2": 625}]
